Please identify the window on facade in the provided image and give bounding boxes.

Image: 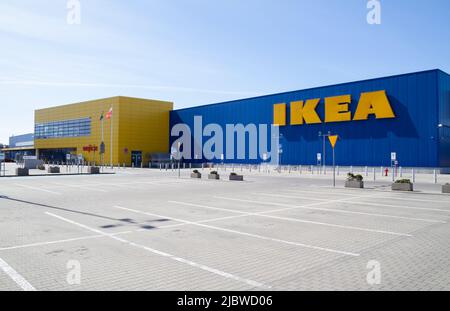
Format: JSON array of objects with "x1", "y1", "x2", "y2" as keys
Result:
[{"x1": 35, "y1": 118, "x2": 91, "y2": 139}]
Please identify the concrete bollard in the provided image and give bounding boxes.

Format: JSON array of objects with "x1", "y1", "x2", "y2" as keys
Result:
[
  {"x1": 373, "y1": 167, "x2": 376, "y2": 181},
  {"x1": 337, "y1": 165, "x2": 340, "y2": 176},
  {"x1": 412, "y1": 168, "x2": 415, "y2": 183},
  {"x1": 365, "y1": 166, "x2": 368, "y2": 177},
  {"x1": 434, "y1": 169, "x2": 437, "y2": 184},
  {"x1": 311, "y1": 165, "x2": 314, "y2": 174},
  {"x1": 400, "y1": 167, "x2": 403, "y2": 177}
]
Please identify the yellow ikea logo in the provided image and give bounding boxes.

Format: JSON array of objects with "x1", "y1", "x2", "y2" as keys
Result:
[{"x1": 273, "y1": 90, "x2": 395, "y2": 126}]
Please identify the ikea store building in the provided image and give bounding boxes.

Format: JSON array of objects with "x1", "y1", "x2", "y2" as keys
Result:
[
  {"x1": 170, "y1": 69, "x2": 450, "y2": 169},
  {"x1": 2, "y1": 69, "x2": 449, "y2": 169}
]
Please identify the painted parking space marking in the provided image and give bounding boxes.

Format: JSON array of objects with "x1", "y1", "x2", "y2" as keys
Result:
[
  {"x1": 0, "y1": 257, "x2": 36, "y2": 291},
  {"x1": 14, "y1": 184, "x2": 62, "y2": 195},
  {"x1": 169, "y1": 201, "x2": 412, "y2": 237},
  {"x1": 50, "y1": 182, "x2": 109, "y2": 193},
  {"x1": 218, "y1": 194, "x2": 450, "y2": 214},
  {"x1": 252, "y1": 193, "x2": 446, "y2": 223},
  {"x1": 46, "y1": 212, "x2": 269, "y2": 289},
  {"x1": 282, "y1": 188, "x2": 361, "y2": 197},
  {"x1": 115, "y1": 205, "x2": 361, "y2": 257}
]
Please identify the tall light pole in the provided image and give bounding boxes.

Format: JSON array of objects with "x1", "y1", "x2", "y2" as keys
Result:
[{"x1": 318, "y1": 131, "x2": 331, "y2": 174}]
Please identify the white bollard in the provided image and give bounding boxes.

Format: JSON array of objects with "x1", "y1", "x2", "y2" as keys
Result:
[
  {"x1": 434, "y1": 169, "x2": 437, "y2": 184},
  {"x1": 400, "y1": 167, "x2": 403, "y2": 177},
  {"x1": 412, "y1": 168, "x2": 415, "y2": 183},
  {"x1": 373, "y1": 167, "x2": 376, "y2": 181}
]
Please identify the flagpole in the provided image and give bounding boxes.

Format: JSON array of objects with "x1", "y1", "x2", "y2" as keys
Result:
[
  {"x1": 110, "y1": 109, "x2": 113, "y2": 168},
  {"x1": 101, "y1": 114, "x2": 104, "y2": 167}
]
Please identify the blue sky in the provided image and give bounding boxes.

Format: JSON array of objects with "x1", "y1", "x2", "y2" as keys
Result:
[{"x1": 1, "y1": 0, "x2": 449, "y2": 143}]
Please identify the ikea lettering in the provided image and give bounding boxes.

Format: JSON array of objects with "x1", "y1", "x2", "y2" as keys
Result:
[{"x1": 273, "y1": 90, "x2": 395, "y2": 126}]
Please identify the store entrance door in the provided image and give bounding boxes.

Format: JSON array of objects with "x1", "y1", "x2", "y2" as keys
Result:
[{"x1": 131, "y1": 151, "x2": 142, "y2": 167}]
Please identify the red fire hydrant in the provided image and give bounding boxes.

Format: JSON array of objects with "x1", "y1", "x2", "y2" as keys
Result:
[{"x1": 384, "y1": 167, "x2": 389, "y2": 177}]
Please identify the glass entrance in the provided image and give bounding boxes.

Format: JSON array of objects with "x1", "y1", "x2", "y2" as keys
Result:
[{"x1": 131, "y1": 151, "x2": 142, "y2": 167}]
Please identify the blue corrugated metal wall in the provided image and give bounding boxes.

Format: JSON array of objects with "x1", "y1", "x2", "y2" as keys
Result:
[
  {"x1": 9, "y1": 133, "x2": 34, "y2": 148},
  {"x1": 170, "y1": 70, "x2": 445, "y2": 167},
  {"x1": 438, "y1": 70, "x2": 450, "y2": 167}
]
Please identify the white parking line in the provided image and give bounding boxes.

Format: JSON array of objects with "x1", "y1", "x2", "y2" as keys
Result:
[
  {"x1": 345, "y1": 200, "x2": 450, "y2": 213},
  {"x1": 50, "y1": 182, "x2": 109, "y2": 193},
  {"x1": 367, "y1": 195, "x2": 450, "y2": 205},
  {"x1": 0, "y1": 257, "x2": 36, "y2": 291},
  {"x1": 0, "y1": 235, "x2": 104, "y2": 251},
  {"x1": 14, "y1": 184, "x2": 61, "y2": 195},
  {"x1": 46, "y1": 212, "x2": 269, "y2": 289},
  {"x1": 0, "y1": 214, "x2": 254, "y2": 252},
  {"x1": 169, "y1": 201, "x2": 412, "y2": 237},
  {"x1": 252, "y1": 193, "x2": 446, "y2": 223},
  {"x1": 217, "y1": 194, "x2": 450, "y2": 214},
  {"x1": 115, "y1": 205, "x2": 360, "y2": 257},
  {"x1": 282, "y1": 189, "x2": 359, "y2": 197}
]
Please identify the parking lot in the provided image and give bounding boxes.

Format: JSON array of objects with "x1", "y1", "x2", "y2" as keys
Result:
[{"x1": 1, "y1": 168, "x2": 450, "y2": 291}]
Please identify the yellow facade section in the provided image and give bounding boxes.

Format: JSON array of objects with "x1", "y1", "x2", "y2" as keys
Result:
[
  {"x1": 290, "y1": 99, "x2": 322, "y2": 125},
  {"x1": 273, "y1": 103, "x2": 286, "y2": 126},
  {"x1": 324, "y1": 95, "x2": 352, "y2": 123},
  {"x1": 34, "y1": 96, "x2": 173, "y2": 166}
]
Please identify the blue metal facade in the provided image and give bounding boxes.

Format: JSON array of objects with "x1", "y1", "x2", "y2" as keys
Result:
[
  {"x1": 170, "y1": 69, "x2": 450, "y2": 168},
  {"x1": 438, "y1": 70, "x2": 450, "y2": 167},
  {"x1": 9, "y1": 133, "x2": 34, "y2": 148}
]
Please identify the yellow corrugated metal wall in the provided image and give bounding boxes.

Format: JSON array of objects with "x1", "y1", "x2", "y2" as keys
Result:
[{"x1": 34, "y1": 96, "x2": 173, "y2": 166}]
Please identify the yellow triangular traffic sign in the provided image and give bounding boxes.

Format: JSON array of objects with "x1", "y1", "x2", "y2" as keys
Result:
[{"x1": 328, "y1": 135, "x2": 339, "y2": 148}]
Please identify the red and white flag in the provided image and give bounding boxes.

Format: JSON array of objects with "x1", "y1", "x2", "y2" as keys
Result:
[{"x1": 105, "y1": 107, "x2": 113, "y2": 120}]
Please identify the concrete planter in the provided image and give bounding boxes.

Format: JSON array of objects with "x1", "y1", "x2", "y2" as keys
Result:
[
  {"x1": 345, "y1": 180, "x2": 364, "y2": 188},
  {"x1": 442, "y1": 184, "x2": 450, "y2": 194},
  {"x1": 87, "y1": 166, "x2": 100, "y2": 174},
  {"x1": 48, "y1": 166, "x2": 60, "y2": 174},
  {"x1": 208, "y1": 174, "x2": 220, "y2": 180},
  {"x1": 190, "y1": 172, "x2": 202, "y2": 179},
  {"x1": 229, "y1": 174, "x2": 244, "y2": 181},
  {"x1": 16, "y1": 168, "x2": 29, "y2": 176},
  {"x1": 392, "y1": 183, "x2": 413, "y2": 191}
]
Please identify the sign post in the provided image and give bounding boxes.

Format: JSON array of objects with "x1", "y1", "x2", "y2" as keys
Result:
[
  {"x1": 0, "y1": 152, "x2": 5, "y2": 177},
  {"x1": 391, "y1": 152, "x2": 397, "y2": 181},
  {"x1": 178, "y1": 142, "x2": 181, "y2": 179},
  {"x1": 328, "y1": 135, "x2": 339, "y2": 187}
]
